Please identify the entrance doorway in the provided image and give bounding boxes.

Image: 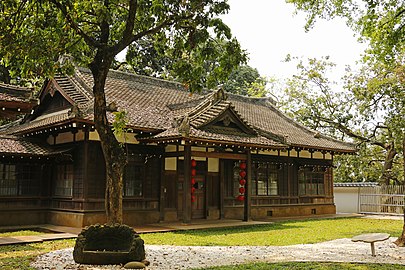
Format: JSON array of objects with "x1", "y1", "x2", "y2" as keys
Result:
[
  {"x1": 191, "y1": 174, "x2": 205, "y2": 219},
  {"x1": 177, "y1": 160, "x2": 207, "y2": 219}
]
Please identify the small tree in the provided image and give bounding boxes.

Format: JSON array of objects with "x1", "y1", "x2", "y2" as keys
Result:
[{"x1": 0, "y1": 0, "x2": 246, "y2": 224}]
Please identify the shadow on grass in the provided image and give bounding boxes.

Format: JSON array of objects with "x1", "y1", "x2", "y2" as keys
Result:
[
  {"x1": 170, "y1": 222, "x2": 303, "y2": 237},
  {"x1": 169, "y1": 217, "x2": 358, "y2": 237}
]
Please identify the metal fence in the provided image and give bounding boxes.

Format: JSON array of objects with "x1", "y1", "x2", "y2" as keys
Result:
[{"x1": 359, "y1": 185, "x2": 405, "y2": 215}]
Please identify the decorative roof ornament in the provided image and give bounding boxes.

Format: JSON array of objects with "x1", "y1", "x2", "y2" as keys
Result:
[
  {"x1": 69, "y1": 104, "x2": 81, "y2": 118},
  {"x1": 106, "y1": 101, "x2": 118, "y2": 112},
  {"x1": 178, "y1": 115, "x2": 190, "y2": 137}
]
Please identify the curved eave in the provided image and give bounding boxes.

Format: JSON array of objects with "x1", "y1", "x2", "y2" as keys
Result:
[
  {"x1": 13, "y1": 118, "x2": 86, "y2": 137},
  {"x1": 0, "y1": 152, "x2": 53, "y2": 158},
  {"x1": 139, "y1": 135, "x2": 288, "y2": 150},
  {"x1": 288, "y1": 143, "x2": 357, "y2": 155}
]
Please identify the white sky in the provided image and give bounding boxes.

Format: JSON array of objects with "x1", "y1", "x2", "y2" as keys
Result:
[{"x1": 222, "y1": 0, "x2": 367, "y2": 80}]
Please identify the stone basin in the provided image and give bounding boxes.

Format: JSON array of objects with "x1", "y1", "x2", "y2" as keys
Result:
[{"x1": 73, "y1": 224, "x2": 145, "y2": 265}]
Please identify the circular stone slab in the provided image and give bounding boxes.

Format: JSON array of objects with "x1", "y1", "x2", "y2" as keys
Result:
[{"x1": 124, "y1": 261, "x2": 146, "y2": 269}]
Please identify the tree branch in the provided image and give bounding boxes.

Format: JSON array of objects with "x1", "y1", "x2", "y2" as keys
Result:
[
  {"x1": 112, "y1": 15, "x2": 180, "y2": 55},
  {"x1": 318, "y1": 116, "x2": 387, "y2": 149},
  {"x1": 49, "y1": 0, "x2": 101, "y2": 48}
]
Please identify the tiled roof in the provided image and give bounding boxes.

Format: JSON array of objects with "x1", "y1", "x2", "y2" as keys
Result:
[
  {"x1": 148, "y1": 126, "x2": 285, "y2": 148},
  {"x1": 0, "y1": 82, "x2": 33, "y2": 103},
  {"x1": 334, "y1": 182, "x2": 378, "y2": 187},
  {"x1": 0, "y1": 135, "x2": 51, "y2": 155},
  {"x1": 3, "y1": 67, "x2": 356, "y2": 153},
  {"x1": 3, "y1": 109, "x2": 74, "y2": 134},
  {"x1": 229, "y1": 95, "x2": 355, "y2": 152},
  {"x1": 54, "y1": 73, "x2": 92, "y2": 107}
]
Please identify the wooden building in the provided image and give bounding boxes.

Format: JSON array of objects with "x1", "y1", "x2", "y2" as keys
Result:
[{"x1": 0, "y1": 68, "x2": 356, "y2": 227}]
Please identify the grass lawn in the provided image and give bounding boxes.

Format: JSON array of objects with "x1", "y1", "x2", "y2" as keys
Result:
[
  {"x1": 0, "y1": 217, "x2": 403, "y2": 270},
  {"x1": 0, "y1": 239, "x2": 75, "y2": 270},
  {"x1": 194, "y1": 262, "x2": 405, "y2": 270},
  {"x1": 0, "y1": 230, "x2": 45, "y2": 237},
  {"x1": 141, "y1": 217, "x2": 403, "y2": 246}
]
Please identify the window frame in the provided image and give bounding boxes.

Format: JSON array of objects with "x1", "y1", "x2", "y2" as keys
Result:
[
  {"x1": 54, "y1": 163, "x2": 74, "y2": 197},
  {"x1": 252, "y1": 161, "x2": 279, "y2": 196},
  {"x1": 298, "y1": 166, "x2": 326, "y2": 196},
  {"x1": 0, "y1": 163, "x2": 41, "y2": 197},
  {"x1": 123, "y1": 162, "x2": 144, "y2": 198}
]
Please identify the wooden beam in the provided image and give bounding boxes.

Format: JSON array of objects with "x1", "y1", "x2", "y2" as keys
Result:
[{"x1": 191, "y1": 151, "x2": 247, "y2": 160}]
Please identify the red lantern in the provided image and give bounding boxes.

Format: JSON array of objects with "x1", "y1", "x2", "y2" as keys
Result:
[
  {"x1": 191, "y1": 187, "x2": 196, "y2": 193},
  {"x1": 239, "y1": 187, "x2": 245, "y2": 194},
  {"x1": 239, "y1": 179, "x2": 246, "y2": 186},
  {"x1": 191, "y1": 168, "x2": 196, "y2": 176},
  {"x1": 239, "y1": 162, "x2": 246, "y2": 170},
  {"x1": 191, "y1": 195, "x2": 196, "y2": 202},
  {"x1": 191, "y1": 178, "x2": 196, "y2": 185},
  {"x1": 239, "y1": 170, "x2": 246, "y2": 178},
  {"x1": 191, "y1": 159, "x2": 197, "y2": 167},
  {"x1": 237, "y1": 195, "x2": 245, "y2": 201}
]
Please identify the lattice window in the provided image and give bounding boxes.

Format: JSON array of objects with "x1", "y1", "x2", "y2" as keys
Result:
[
  {"x1": 54, "y1": 164, "x2": 73, "y2": 197},
  {"x1": 17, "y1": 164, "x2": 40, "y2": 196},
  {"x1": 252, "y1": 162, "x2": 279, "y2": 196},
  {"x1": 298, "y1": 167, "x2": 326, "y2": 195},
  {"x1": 0, "y1": 164, "x2": 17, "y2": 196},
  {"x1": 124, "y1": 164, "x2": 143, "y2": 197}
]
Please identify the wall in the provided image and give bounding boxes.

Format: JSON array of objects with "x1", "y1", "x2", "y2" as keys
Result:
[{"x1": 334, "y1": 187, "x2": 360, "y2": 213}]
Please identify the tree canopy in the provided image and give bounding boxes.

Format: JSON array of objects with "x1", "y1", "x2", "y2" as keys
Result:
[
  {"x1": 286, "y1": 0, "x2": 405, "y2": 62},
  {"x1": 222, "y1": 65, "x2": 268, "y2": 97},
  {"x1": 277, "y1": 56, "x2": 404, "y2": 184}
]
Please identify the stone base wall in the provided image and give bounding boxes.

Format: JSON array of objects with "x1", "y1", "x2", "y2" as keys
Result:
[
  {"x1": 207, "y1": 209, "x2": 220, "y2": 220},
  {"x1": 224, "y1": 207, "x2": 244, "y2": 220},
  {"x1": 163, "y1": 210, "x2": 178, "y2": 222},
  {"x1": 46, "y1": 210, "x2": 160, "y2": 228},
  {"x1": 251, "y1": 204, "x2": 336, "y2": 219},
  {"x1": 0, "y1": 204, "x2": 336, "y2": 228},
  {"x1": 224, "y1": 204, "x2": 336, "y2": 220},
  {"x1": 0, "y1": 209, "x2": 47, "y2": 226}
]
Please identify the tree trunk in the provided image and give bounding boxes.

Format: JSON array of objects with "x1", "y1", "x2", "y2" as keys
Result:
[
  {"x1": 0, "y1": 65, "x2": 11, "y2": 84},
  {"x1": 90, "y1": 52, "x2": 127, "y2": 225},
  {"x1": 380, "y1": 141, "x2": 397, "y2": 185},
  {"x1": 395, "y1": 133, "x2": 405, "y2": 246},
  {"x1": 395, "y1": 222, "x2": 405, "y2": 247}
]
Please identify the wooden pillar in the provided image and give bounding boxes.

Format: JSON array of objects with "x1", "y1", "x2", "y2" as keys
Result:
[
  {"x1": 159, "y1": 153, "x2": 165, "y2": 222},
  {"x1": 182, "y1": 143, "x2": 192, "y2": 223},
  {"x1": 219, "y1": 160, "x2": 225, "y2": 219},
  {"x1": 83, "y1": 129, "x2": 90, "y2": 200},
  {"x1": 244, "y1": 150, "x2": 252, "y2": 221}
]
